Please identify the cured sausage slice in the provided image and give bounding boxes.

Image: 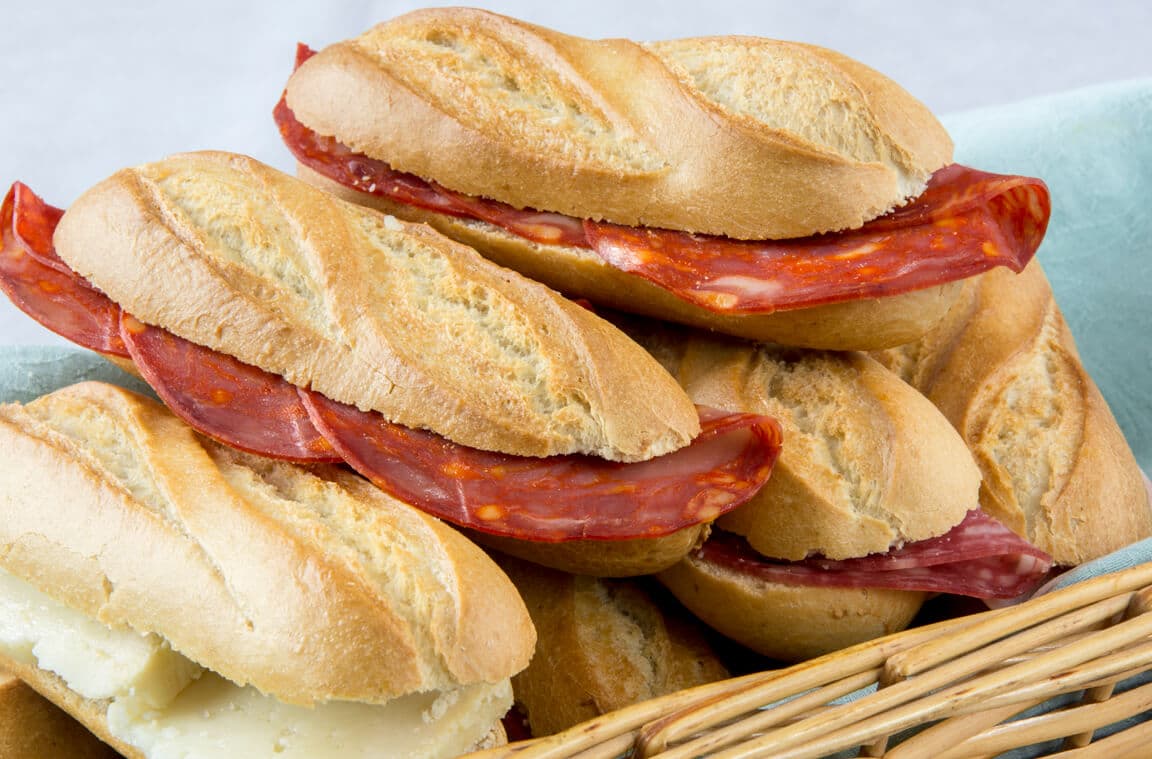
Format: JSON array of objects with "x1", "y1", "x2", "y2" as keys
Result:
[
  {"x1": 584, "y1": 165, "x2": 1050, "y2": 313},
  {"x1": 0, "y1": 183, "x2": 127, "y2": 356},
  {"x1": 120, "y1": 315, "x2": 342, "y2": 463},
  {"x1": 300, "y1": 391, "x2": 783, "y2": 541},
  {"x1": 698, "y1": 510, "x2": 1053, "y2": 599}
]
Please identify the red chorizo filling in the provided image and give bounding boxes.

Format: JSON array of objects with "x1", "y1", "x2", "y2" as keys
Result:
[{"x1": 699, "y1": 510, "x2": 1053, "y2": 598}]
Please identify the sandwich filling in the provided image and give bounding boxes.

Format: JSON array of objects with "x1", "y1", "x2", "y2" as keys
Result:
[
  {"x1": 698, "y1": 510, "x2": 1053, "y2": 598},
  {"x1": 0, "y1": 567, "x2": 511, "y2": 759}
]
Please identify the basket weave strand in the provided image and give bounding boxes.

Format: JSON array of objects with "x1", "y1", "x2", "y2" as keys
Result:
[{"x1": 469, "y1": 562, "x2": 1152, "y2": 759}]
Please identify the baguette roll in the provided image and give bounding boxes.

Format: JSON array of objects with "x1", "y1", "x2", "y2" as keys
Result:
[
  {"x1": 53, "y1": 151, "x2": 698, "y2": 463},
  {"x1": 0, "y1": 670, "x2": 120, "y2": 759},
  {"x1": 627, "y1": 322, "x2": 981, "y2": 559},
  {"x1": 280, "y1": 9, "x2": 1049, "y2": 352},
  {"x1": 493, "y1": 555, "x2": 729, "y2": 737},
  {"x1": 0, "y1": 381, "x2": 534, "y2": 758},
  {"x1": 872, "y1": 261, "x2": 1152, "y2": 565},
  {"x1": 618, "y1": 319, "x2": 987, "y2": 660}
]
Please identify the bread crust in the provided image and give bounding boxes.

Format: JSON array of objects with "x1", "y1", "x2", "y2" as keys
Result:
[
  {"x1": 466, "y1": 525, "x2": 706, "y2": 577},
  {"x1": 285, "y1": 7, "x2": 952, "y2": 239},
  {"x1": 0, "y1": 382, "x2": 534, "y2": 705},
  {"x1": 657, "y1": 552, "x2": 925, "y2": 662},
  {"x1": 494, "y1": 555, "x2": 728, "y2": 737},
  {"x1": 53, "y1": 151, "x2": 698, "y2": 462},
  {"x1": 620, "y1": 319, "x2": 981, "y2": 560},
  {"x1": 0, "y1": 670, "x2": 123, "y2": 759},
  {"x1": 872, "y1": 262, "x2": 1152, "y2": 564}
]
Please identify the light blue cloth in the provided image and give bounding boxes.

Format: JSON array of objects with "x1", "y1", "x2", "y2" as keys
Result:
[
  {"x1": 943, "y1": 78, "x2": 1152, "y2": 474},
  {"x1": 0, "y1": 345, "x2": 153, "y2": 403}
]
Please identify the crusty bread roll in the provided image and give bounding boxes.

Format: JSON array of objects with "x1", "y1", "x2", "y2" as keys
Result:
[
  {"x1": 625, "y1": 321, "x2": 981, "y2": 560},
  {"x1": 0, "y1": 381, "x2": 534, "y2": 758},
  {"x1": 286, "y1": 8, "x2": 951, "y2": 240},
  {"x1": 493, "y1": 554, "x2": 729, "y2": 737},
  {"x1": 0, "y1": 670, "x2": 120, "y2": 759},
  {"x1": 297, "y1": 165, "x2": 964, "y2": 351},
  {"x1": 872, "y1": 261, "x2": 1152, "y2": 565},
  {"x1": 282, "y1": 8, "x2": 967, "y2": 351},
  {"x1": 616, "y1": 318, "x2": 981, "y2": 660},
  {"x1": 53, "y1": 151, "x2": 698, "y2": 462}
]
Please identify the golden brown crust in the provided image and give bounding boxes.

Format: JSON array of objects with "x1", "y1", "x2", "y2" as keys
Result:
[
  {"x1": 872, "y1": 262, "x2": 1152, "y2": 565},
  {"x1": 298, "y1": 165, "x2": 963, "y2": 351},
  {"x1": 53, "y1": 151, "x2": 698, "y2": 462},
  {"x1": 286, "y1": 8, "x2": 952, "y2": 239},
  {"x1": 493, "y1": 555, "x2": 728, "y2": 736},
  {"x1": 657, "y1": 553, "x2": 926, "y2": 662},
  {"x1": 0, "y1": 670, "x2": 124, "y2": 759},
  {"x1": 619, "y1": 319, "x2": 981, "y2": 560},
  {"x1": 466, "y1": 525, "x2": 706, "y2": 578},
  {"x1": 0, "y1": 382, "x2": 534, "y2": 705}
]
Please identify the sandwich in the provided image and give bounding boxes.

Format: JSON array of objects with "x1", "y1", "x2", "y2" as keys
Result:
[
  {"x1": 275, "y1": 7, "x2": 1051, "y2": 351},
  {"x1": 0, "y1": 380, "x2": 536, "y2": 758},
  {"x1": 871, "y1": 260, "x2": 1152, "y2": 565},
  {"x1": 0, "y1": 151, "x2": 782, "y2": 576},
  {"x1": 618, "y1": 318, "x2": 1053, "y2": 661}
]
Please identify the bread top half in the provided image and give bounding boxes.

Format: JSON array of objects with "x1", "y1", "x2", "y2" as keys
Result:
[
  {"x1": 625, "y1": 319, "x2": 980, "y2": 560},
  {"x1": 0, "y1": 381, "x2": 536, "y2": 706},
  {"x1": 285, "y1": 7, "x2": 953, "y2": 239},
  {"x1": 873, "y1": 262, "x2": 1152, "y2": 565},
  {"x1": 52, "y1": 151, "x2": 699, "y2": 462}
]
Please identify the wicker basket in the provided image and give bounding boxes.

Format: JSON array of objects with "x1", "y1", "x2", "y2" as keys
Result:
[{"x1": 469, "y1": 562, "x2": 1152, "y2": 759}]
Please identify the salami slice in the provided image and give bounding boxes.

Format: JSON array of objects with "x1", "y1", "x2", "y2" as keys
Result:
[
  {"x1": 300, "y1": 391, "x2": 782, "y2": 541},
  {"x1": 698, "y1": 511, "x2": 1053, "y2": 599},
  {"x1": 0, "y1": 183, "x2": 128, "y2": 356},
  {"x1": 584, "y1": 165, "x2": 1050, "y2": 313},
  {"x1": 120, "y1": 314, "x2": 341, "y2": 463},
  {"x1": 274, "y1": 46, "x2": 586, "y2": 248}
]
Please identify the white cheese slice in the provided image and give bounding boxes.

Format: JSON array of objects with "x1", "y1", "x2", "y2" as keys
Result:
[
  {"x1": 0, "y1": 567, "x2": 202, "y2": 712},
  {"x1": 0, "y1": 567, "x2": 511, "y2": 757},
  {"x1": 108, "y1": 674, "x2": 512, "y2": 759}
]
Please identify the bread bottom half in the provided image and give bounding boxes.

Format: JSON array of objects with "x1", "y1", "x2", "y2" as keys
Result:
[
  {"x1": 298, "y1": 165, "x2": 963, "y2": 352},
  {"x1": 0, "y1": 564, "x2": 511, "y2": 759},
  {"x1": 657, "y1": 553, "x2": 926, "y2": 663}
]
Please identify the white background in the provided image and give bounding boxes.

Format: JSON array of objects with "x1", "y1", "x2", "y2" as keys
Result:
[{"x1": 3, "y1": 0, "x2": 1151, "y2": 345}]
